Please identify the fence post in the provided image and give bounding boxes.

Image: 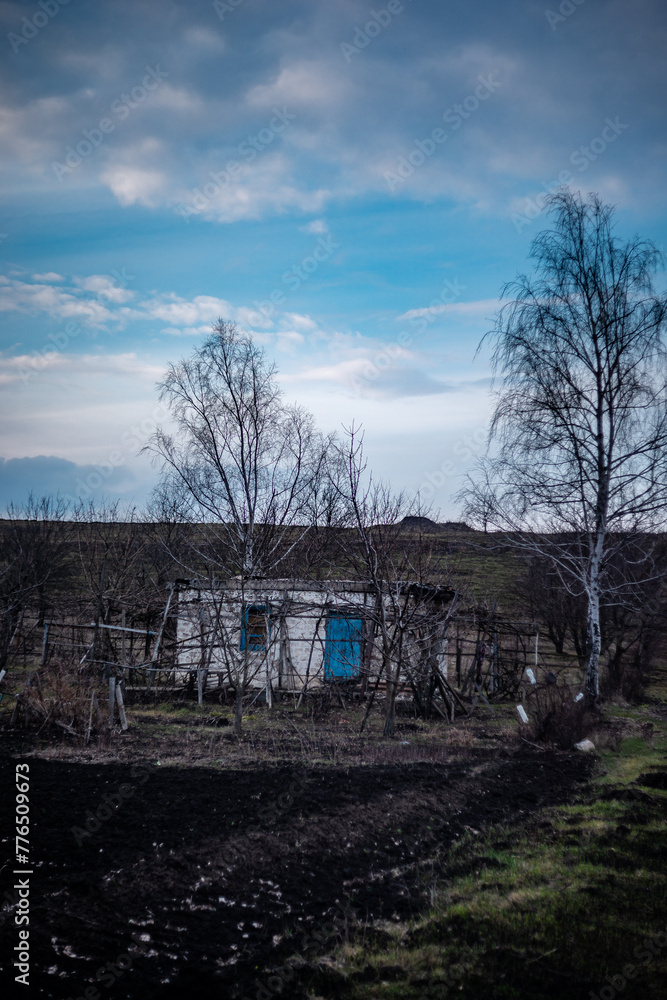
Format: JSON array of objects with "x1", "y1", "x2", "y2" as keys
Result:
[
  {"x1": 115, "y1": 680, "x2": 128, "y2": 731},
  {"x1": 108, "y1": 675, "x2": 116, "y2": 728},
  {"x1": 121, "y1": 610, "x2": 127, "y2": 667},
  {"x1": 40, "y1": 622, "x2": 49, "y2": 666}
]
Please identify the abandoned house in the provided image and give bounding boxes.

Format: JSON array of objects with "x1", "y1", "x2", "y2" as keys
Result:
[{"x1": 175, "y1": 578, "x2": 456, "y2": 694}]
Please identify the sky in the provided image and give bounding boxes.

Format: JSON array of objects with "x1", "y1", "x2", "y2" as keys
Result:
[{"x1": 0, "y1": 0, "x2": 665, "y2": 517}]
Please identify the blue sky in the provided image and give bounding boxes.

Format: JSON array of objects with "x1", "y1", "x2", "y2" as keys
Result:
[{"x1": 0, "y1": 0, "x2": 665, "y2": 515}]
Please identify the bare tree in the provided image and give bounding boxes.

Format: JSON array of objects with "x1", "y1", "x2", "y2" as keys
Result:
[
  {"x1": 0, "y1": 495, "x2": 71, "y2": 669},
  {"x1": 520, "y1": 541, "x2": 666, "y2": 700},
  {"x1": 458, "y1": 191, "x2": 667, "y2": 702},
  {"x1": 332, "y1": 426, "x2": 455, "y2": 736},
  {"x1": 147, "y1": 319, "x2": 329, "y2": 732},
  {"x1": 72, "y1": 500, "x2": 167, "y2": 668},
  {"x1": 518, "y1": 551, "x2": 587, "y2": 658}
]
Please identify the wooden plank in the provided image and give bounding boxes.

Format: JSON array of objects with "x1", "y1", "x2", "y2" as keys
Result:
[
  {"x1": 108, "y1": 676, "x2": 116, "y2": 728},
  {"x1": 433, "y1": 674, "x2": 452, "y2": 724},
  {"x1": 427, "y1": 692, "x2": 448, "y2": 721},
  {"x1": 54, "y1": 720, "x2": 77, "y2": 736},
  {"x1": 91, "y1": 622, "x2": 155, "y2": 636},
  {"x1": 115, "y1": 682, "x2": 128, "y2": 731},
  {"x1": 150, "y1": 587, "x2": 172, "y2": 662},
  {"x1": 442, "y1": 676, "x2": 469, "y2": 715},
  {"x1": 11, "y1": 674, "x2": 32, "y2": 725},
  {"x1": 93, "y1": 560, "x2": 106, "y2": 662},
  {"x1": 121, "y1": 611, "x2": 127, "y2": 667},
  {"x1": 472, "y1": 679, "x2": 494, "y2": 713},
  {"x1": 460, "y1": 658, "x2": 476, "y2": 696},
  {"x1": 79, "y1": 641, "x2": 95, "y2": 665},
  {"x1": 40, "y1": 622, "x2": 49, "y2": 666},
  {"x1": 86, "y1": 690, "x2": 95, "y2": 743}
]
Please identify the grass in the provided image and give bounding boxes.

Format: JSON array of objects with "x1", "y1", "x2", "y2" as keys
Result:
[
  {"x1": 3, "y1": 649, "x2": 666, "y2": 996},
  {"x1": 297, "y1": 704, "x2": 667, "y2": 1000}
]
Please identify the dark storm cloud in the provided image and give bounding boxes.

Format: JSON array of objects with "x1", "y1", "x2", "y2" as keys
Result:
[{"x1": 0, "y1": 0, "x2": 664, "y2": 216}]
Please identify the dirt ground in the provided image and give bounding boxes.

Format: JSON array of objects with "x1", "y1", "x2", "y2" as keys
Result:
[{"x1": 0, "y1": 714, "x2": 593, "y2": 1000}]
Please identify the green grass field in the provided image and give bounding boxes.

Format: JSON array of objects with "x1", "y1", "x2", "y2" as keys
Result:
[{"x1": 290, "y1": 700, "x2": 667, "y2": 1000}]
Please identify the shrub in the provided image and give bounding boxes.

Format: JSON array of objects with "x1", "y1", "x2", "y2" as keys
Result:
[
  {"x1": 6, "y1": 662, "x2": 110, "y2": 741},
  {"x1": 524, "y1": 683, "x2": 598, "y2": 749}
]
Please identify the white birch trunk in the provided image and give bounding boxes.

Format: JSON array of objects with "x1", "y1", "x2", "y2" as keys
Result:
[{"x1": 585, "y1": 531, "x2": 604, "y2": 701}]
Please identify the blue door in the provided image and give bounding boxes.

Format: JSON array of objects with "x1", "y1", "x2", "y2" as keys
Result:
[{"x1": 324, "y1": 613, "x2": 363, "y2": 680}]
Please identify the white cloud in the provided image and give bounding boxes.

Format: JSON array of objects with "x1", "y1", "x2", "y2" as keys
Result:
[
  {"x1": 245, "y1": 61, "x2": 353, "y2": 112},
  {"x1": 149, "y1": 84, "x2": 206, "y2": 114},
  {"x1": 141, "y1": 293, "x2": 233, "y2": 327},
  {"x1": 275, "y1": 329, "x2": 305, "y2": 349},
  {"x1": 292, "y1": 377, "x2": 491, "y2": 438},
  {"x1": 160, "y1": 325, "x2": 212, "y2": 337},
  {"x1": 234, "y1": 306, "x2": 274, "y2": 329},
  {"x1": 289, "y1": 357, "x2": 374, "y2": 384},
  {"x1": 0, "y1": 276, "x2": 114, "y2": 325},
  {"x1": 174, "y1": 153, "x2": 331, "y2": 223},
  {"x1": 99, "y1": 165, "x2": 168, "y2": 207},
  {"x1": 299, "y1": 219, "x2": 328, "y2": 235},
  {"x1": 0, "y1": 349, "x2": 162, "y2": 386},
  {"x1": 73, "y1": 274, "x2": 134, "y2": 303},
  {"x1": 0, "y1": 272, "x2": 255, "y2": 335},
  {"x1": 183, "y1": 26, "x2": 227, "y2": 52},
  {"x1": 397, "y1": 298, "x2": 500, "y2": 321},
  {"x1": 279, "y1": 312, "x2": 319, "y2": 332},
  {"x1": 32, "y1": 273, "x2": 64, "y2": 283}
]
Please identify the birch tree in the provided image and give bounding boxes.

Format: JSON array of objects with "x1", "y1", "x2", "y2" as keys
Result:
[
  {"x1": 459, "y1": 191, "x2": 667, "y2": 702},
  {"x1": 148, "y1": 319, "x2": 329, "y2": 732}
]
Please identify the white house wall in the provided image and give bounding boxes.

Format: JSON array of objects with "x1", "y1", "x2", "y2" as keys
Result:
[{"x1": 176, "y1": 586, "x2": 375, "y2": 690}]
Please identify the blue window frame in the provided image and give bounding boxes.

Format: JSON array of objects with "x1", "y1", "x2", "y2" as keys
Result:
[
  {"x1": 240, "y1": 605, "x2": 270, "y2": 651},
  {"x1": 324, "y1": 612, "x2": 363, "y2": 680}
]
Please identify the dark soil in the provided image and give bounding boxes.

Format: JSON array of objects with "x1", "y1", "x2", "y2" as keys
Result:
[{"x1": 0, "y1": 730, "x2": 593, "y2": 1000}]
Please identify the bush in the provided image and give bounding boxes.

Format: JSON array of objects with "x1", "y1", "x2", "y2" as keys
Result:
[
  {"x1": 524, "y1": 683, "x2": 598, "y2": 749},
  {"x1": 6, "y1": 663, "x2": 110, "y2": 741}
]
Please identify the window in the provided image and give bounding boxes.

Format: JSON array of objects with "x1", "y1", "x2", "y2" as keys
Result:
[{"x1": 240, "y1": 605, "x2": 270, "y2": 651}]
